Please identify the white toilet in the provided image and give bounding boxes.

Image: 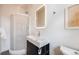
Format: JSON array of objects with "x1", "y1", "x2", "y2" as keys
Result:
[{"x1": 60, "y1": 46, "x2": 79, "y2": 55}]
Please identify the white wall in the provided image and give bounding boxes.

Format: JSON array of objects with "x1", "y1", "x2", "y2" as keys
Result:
[{"x1": 29, "y1": 4, "x2": 79, "y2": 55}]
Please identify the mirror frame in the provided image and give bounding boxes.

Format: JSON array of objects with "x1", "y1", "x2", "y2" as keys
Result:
[{"x1": 35, "y1": 5, "x2": 47, "y2": 29}]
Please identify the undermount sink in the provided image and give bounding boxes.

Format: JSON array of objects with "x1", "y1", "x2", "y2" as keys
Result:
[{"x1": 27, "y1": 35, "x2": 48, "y2": 48}]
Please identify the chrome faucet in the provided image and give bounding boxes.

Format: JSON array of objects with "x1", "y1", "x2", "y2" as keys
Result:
[{"x1": 38, "y1": 31, "x2": 40, "y2": 37}]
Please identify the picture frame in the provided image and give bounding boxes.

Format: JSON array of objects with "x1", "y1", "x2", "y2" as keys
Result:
[{"x1": 65, "y1": 4, "x2": 79, "y2": 29}]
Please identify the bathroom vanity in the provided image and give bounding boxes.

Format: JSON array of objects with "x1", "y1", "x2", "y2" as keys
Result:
[
  {"x1": 27, "y1": 35, "x2": 49, "y2": 55},
  {"x1": 26, "y1": 5, "x2": 49, "y2": 55}
]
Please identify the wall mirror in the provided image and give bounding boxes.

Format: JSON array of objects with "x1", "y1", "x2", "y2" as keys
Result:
[{"x1": 35, "y1": 5, "x2": 46, "y2": 29}]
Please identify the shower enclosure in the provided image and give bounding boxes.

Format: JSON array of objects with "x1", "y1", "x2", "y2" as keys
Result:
[{"x1": 10, "y1": 13, "x2": 29, "y2": 55}]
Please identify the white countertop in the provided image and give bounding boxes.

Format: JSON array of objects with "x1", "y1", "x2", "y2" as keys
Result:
[{"x1": 27, "y1": 35, "x2": 49, "y2": 48}]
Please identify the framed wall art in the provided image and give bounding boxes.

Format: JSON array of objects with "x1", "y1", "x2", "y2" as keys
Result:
[{"x1": 65, "y1": 4, "x2": 79, "y2": 29}]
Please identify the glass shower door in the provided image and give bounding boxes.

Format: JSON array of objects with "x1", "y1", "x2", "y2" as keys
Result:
[{"x1": 10, "y1": 13, "x2": 29, "y2": 51}]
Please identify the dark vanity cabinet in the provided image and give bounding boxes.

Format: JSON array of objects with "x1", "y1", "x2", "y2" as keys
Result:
[
  {"x1": 27, "y1": 40, "x2": 49, "y2": 55},
  {"x1": 40, "y1": 43, "x2": 49, "y2": 55},
  {"x1": 27, "y1": 40, "x2": 38, "y2": 55}
]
